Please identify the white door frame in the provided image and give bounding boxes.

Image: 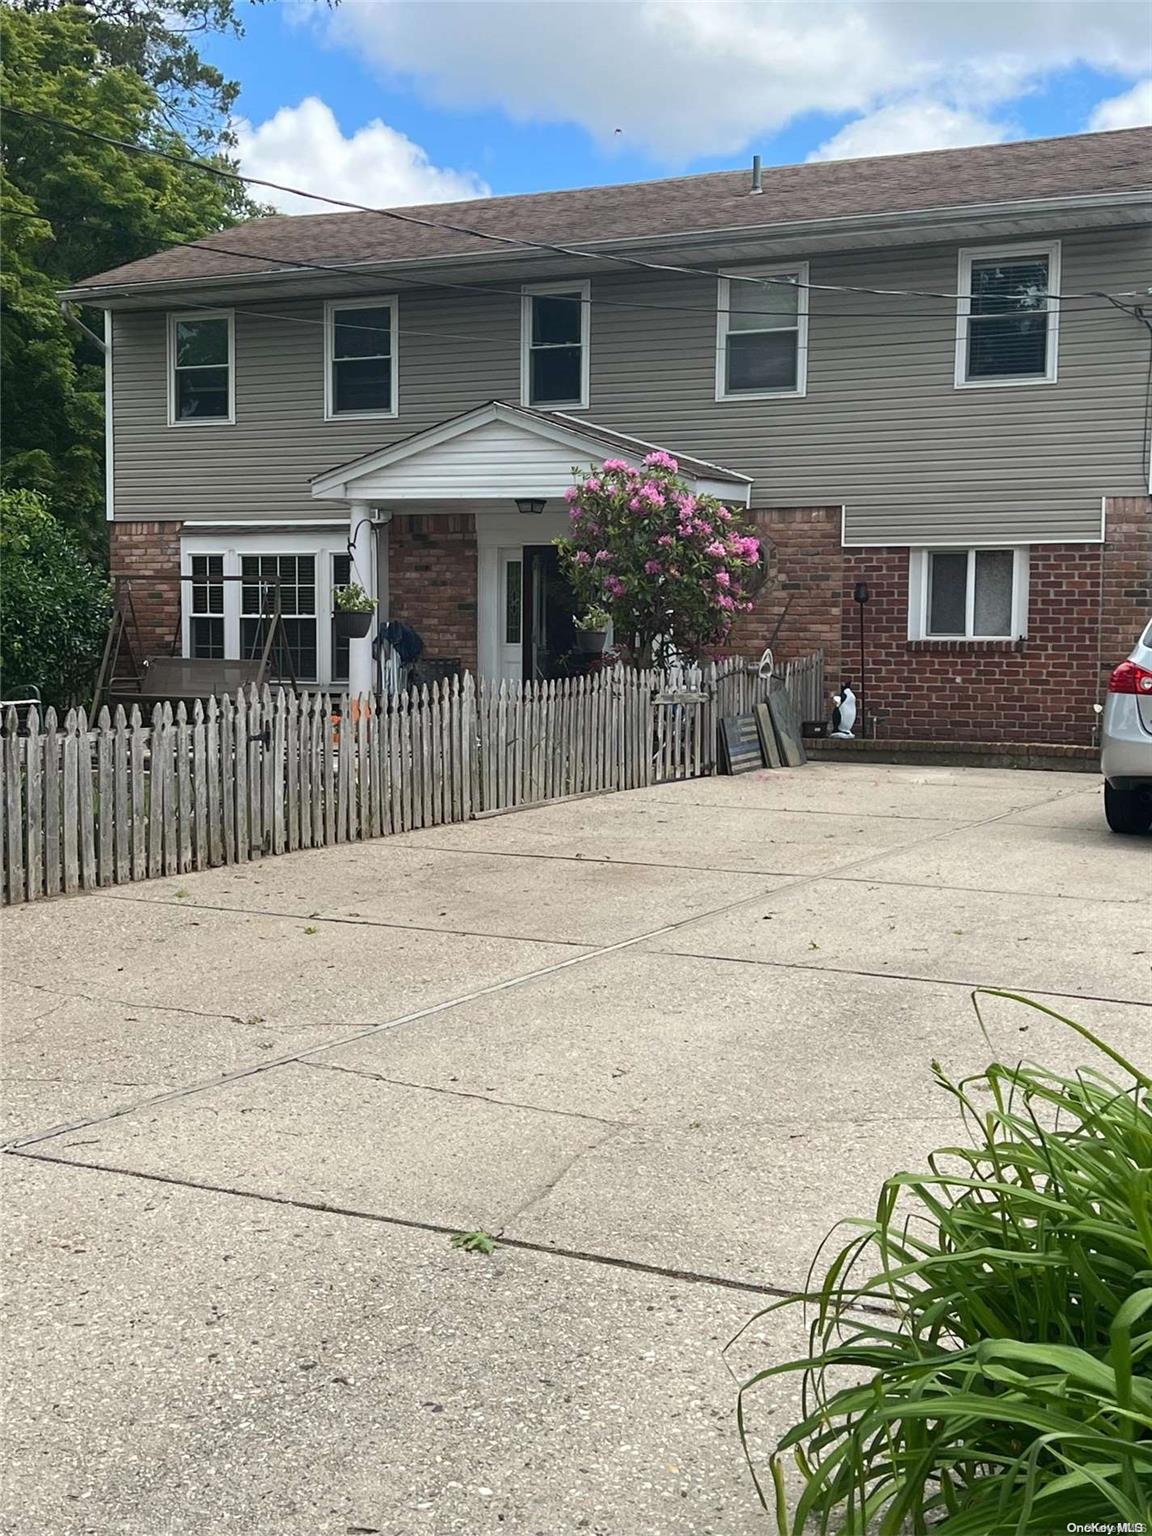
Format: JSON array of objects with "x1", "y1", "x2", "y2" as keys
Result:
[{"x1": 475, "y1": 510, "x2": 572, "y2": 681}]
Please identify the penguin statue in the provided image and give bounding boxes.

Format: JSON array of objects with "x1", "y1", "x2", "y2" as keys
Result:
[{"x1": 831, "y1": 684, "x2": 857, "y2": 739}]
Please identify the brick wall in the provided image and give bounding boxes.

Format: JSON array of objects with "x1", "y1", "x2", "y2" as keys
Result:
[
  {"x1": 840, "y1": 544, "x2": 1105, "y2": 745},
  {"x1": 1099, "y1": 495, "x2": 1152, "y2": 680},
  {"x1": 108, "y1": 520, "x2": 183, "y2": 656},
  {"x1": 387, "y1": 513, "x2": 478, "y2": 673},
  {"x1": 727, "y1": 505, "x2": 844, "y2": 671}
]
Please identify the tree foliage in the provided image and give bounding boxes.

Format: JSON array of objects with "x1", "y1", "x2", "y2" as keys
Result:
[
  {"x1": 0, "y1": 2, "x2": 260, "y2": 548},
  {"x1": 0, "y1": 487, "x2": 112, "y2": 707},
  {"x1": 555, "y1": 453, "x2": 765, "y2": 665}
]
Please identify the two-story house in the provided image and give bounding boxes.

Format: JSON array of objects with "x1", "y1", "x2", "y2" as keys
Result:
[{"x1": 67, "y1": 128, "x2": 1151, "y2": 744}]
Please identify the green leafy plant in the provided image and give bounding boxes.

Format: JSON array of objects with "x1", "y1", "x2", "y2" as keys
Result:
[
  {"x1": 333, "y1": 581, "x2": 375, "y2": 614},
  {"x1": 573, "y1": 605, "x2": 612, "y2": 632},
  {"x1": 736, "y1": 992, "x2": 1152, "y2": 1533},
  {"x1": 0, "y1": 487, "x2": 112, "y2": 707},
  {"x1": 450, "y1": 1230, "x2": 497, "y2": 1256}
]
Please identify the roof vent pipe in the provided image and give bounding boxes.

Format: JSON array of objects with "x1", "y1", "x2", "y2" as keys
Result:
[{"x1": 750, "y1": 154, "x2": 763, "y2": 195}]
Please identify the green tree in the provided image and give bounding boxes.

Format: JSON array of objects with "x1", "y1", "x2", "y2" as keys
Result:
[
  {"x1": 0, "y1": 487, "x2": 113, "y2": 707},
  {"x1": 0, "y1": 2, "x2": 259, "y2": 548}
]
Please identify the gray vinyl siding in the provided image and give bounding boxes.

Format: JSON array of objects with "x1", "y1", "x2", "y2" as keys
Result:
[{"x1": 111, "y1": 224, "x2": 1152, "y2": 544}]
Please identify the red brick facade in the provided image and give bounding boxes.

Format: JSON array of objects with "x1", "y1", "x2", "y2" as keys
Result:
[
  {"x1": 387, "y1": 513, "x2": 479, "y2": 674},
  {"x1": 839, "y1": 544, "x2": 1105, "y2": 744},
  {"x1": 108, "y1": 493, "x2": 1149, "y2": 744},
  {"x1": 728, "y1": 506, "x2": 844, "y2": 674},
  {"x1": 108, "y1": 520, "x2": 183, "y2": 656},
  {"x1": 1099, "y1": 495, "x2": 1152, "y2": 686}
]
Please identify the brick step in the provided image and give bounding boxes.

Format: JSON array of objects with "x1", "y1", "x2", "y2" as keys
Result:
[{"x1": 802, "y1": 736, "x2": 1098, "y2": 773}]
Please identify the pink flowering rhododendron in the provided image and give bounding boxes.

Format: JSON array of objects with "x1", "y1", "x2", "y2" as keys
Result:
[{"x1": 554, "y1": 455, "x2": 766, "y2": 663}]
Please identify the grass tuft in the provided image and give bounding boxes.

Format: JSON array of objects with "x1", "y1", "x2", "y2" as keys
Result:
[{"x1": 736, "y1": 991, "x2": 1152, "y2": 1532}]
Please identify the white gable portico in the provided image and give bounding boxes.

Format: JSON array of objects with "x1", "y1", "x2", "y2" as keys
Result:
[{"x1": 311, "y1": 400, "x2": 752, "y2": 687}]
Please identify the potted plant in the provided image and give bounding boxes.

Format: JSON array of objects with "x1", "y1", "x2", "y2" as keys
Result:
[
  {"x1": 333, "y1": 581, "x2": 375, "y2": 640},
  {"x1": 573, "y1": 605, "x2": 611, "y2": 654}
]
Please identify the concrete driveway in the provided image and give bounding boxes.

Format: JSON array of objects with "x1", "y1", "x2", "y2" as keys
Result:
[{"x1": 2, "y1": 763, "x2": 1147, "y2": 1535}]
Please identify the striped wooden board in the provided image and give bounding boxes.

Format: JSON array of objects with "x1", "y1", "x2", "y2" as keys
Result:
[{"x1": 719, "y1": 712, "x2": 765, "y2": 774}]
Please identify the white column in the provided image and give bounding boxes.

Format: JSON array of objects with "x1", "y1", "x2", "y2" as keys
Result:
[{"x1": 347, "y1": 499, "x2": 376, "y2": 700}]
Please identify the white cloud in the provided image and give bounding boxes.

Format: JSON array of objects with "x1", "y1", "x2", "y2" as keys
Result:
[
  {"x1": 233, "y1": 97, "x2": 491, "y2": 215},
  {"x1": 306, "y1": 0, "x2": 1151, "y2": 161},
  {"x1": 1088, "y1": 76, "x2": 1152, "y2": 131},
  {"x1": 808, "y1": 100, "x2": 1012, "y2": 161}
]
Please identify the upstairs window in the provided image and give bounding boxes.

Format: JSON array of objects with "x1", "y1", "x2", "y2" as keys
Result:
[
  {"x1": 521, "y1": 282, "x2": 589, "y2": 408},
  {"x1": 908, "y1": 547, "x2": 1029, "y2": 640},
  {"x1": 956, "y1": 244, "x2": 1060, "y2": 387},
  {"x1": 717, "y1": 266, "x2": 808, "y2": 399},
  {"x1": 325, "y1": 299, "x2": 397, "y2": 418},
  {"x1": 169, "y1": 312, "x2": 233, "y2": 424}
]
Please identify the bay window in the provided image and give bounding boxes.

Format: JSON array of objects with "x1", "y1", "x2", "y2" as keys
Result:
[
  {"x1": 955, "y1": 243, "x2": 1060, "y2": 387},
  {"x1": 717, "y1": 265, "x2": 808, "y2": 399},
  {"x1": 908, "y1": 547, "x2": 1030, "y2": 640}
]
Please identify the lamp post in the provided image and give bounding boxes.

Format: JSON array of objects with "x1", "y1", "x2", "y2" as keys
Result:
[{"x1": 852, "y1": 581, "x2": 869, "y2": 736}]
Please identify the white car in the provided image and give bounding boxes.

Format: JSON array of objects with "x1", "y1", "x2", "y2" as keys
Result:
[{"x1": 1101, "y1": 617, "x2": 1152, "y2": 834}]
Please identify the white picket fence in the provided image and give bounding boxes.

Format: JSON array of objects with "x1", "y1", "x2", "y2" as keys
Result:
[{"x1": 0, "y1": 653, "x2": 822, "y2": 904}]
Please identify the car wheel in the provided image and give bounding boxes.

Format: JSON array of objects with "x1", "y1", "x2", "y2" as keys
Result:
[{"x1": 1104, "y1": 782, "x2": 1152, "y2": 834}]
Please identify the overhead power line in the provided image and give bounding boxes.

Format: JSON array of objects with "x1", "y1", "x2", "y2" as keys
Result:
[{"x1": 6, "y1": 104, "x2": 1146, "y2": 306}]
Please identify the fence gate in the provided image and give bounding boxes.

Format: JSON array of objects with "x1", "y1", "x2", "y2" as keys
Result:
[{"x1": 649, "y1": 686, "x2": 713, "y2": 782}]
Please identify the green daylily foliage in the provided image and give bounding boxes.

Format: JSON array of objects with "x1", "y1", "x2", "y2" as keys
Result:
[{"x1": 737, "y1": 992, "x2": 1152, "y2": 1532}]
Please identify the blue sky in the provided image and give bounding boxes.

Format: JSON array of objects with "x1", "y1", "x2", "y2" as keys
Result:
[{"x1": 202, "y1": 2, "x2": 1152, "y2": 212}]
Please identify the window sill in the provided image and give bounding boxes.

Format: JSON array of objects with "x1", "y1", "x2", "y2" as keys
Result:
[
  {"x1": 168, "y1": 416, "x2": 236, "y2": 428},
  {"x1": 953, "y1": 375, "x2": 1057, "y2": 390},
  {"x1": 715, "y1": 388, "x2": 805, "y2": 402},
  {"x1": 324, "y1": 410, "x2": 398, "y2": 423},
  {"x1": 906, "y1": 638, "x2": 1026, "y2": 655}
]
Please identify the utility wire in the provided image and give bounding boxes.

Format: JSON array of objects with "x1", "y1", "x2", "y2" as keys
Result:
[{"x1": 6, "y1": 104, "x2": 1147, "y2": 305}]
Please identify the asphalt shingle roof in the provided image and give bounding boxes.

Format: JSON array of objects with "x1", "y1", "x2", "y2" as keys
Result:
[{"x1": 74, "y1": 128, "x2": 1152, "y2": 292}]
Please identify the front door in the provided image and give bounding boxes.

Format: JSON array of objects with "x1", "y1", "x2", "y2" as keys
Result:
[{"x1": 523, "y1": 545, "x2": 579, "y2": 682}]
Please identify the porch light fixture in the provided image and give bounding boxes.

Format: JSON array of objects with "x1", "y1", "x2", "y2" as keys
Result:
[{"x1": 515, "y1": 497, "x2": 547, "y2": 515}]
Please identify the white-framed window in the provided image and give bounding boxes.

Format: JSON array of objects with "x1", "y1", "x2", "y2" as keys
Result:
[
  {"x1": 520, "y1": 281, "x2": 590, "y2": 409},
  {"x1": 180, "y1": 533, "x2": 360, "y2": 688},
  {"x1": 954, "y1": 242, "x2": 1060, "y2": 388},
  {"x1": 188, "y1": 553, "x2": 225, "y2": 658},
  {"x1": 324, "y1": 297, "x2": 398, "y2": 419},
  {"x1": 908, "y1": 547, "x2": 1030, "y2": 640},
  {"x1": 716, "y1": 264, "x2": 808, "y2": 400},
  {"x1": 168, "y1": 310, "x2": 234, "y2": 425},
  {"x1": 240, "y1": 553, "x2": 318, "y2": 681}
]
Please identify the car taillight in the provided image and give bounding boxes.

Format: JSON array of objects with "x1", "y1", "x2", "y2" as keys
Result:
[{"x1": 1108, "y1": 660, "x2": 1152, "y2": 694}]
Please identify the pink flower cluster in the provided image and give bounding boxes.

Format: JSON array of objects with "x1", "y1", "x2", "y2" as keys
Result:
[{"x1": 642, "y1": 449, "x2": 679, "y2": 472}]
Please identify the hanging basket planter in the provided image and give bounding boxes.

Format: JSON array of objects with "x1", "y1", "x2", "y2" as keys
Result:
[
  {"x1": 575, "y1": 629, "x2": 608, "y2": 654},
  {"x1": 333, "y1": 609, "x2": 374, "y2": 640}
]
